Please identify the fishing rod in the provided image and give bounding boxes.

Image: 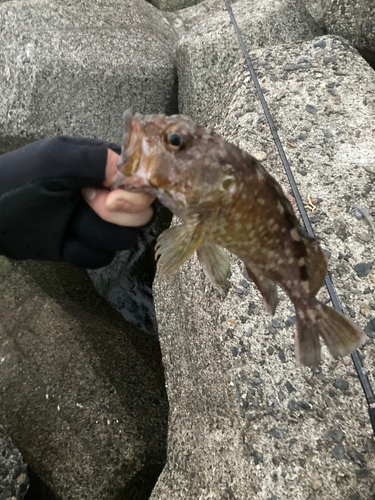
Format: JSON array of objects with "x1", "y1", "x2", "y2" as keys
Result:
[{"x1": 222, "y1": 0, "x2": 375, "y2": 434}]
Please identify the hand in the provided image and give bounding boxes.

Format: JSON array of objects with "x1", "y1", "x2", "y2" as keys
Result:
[
  {"x1": 82, "y1": 149, "x2": 154, "y2": 227},
  {"x1": 0, "y1": 137, "x2": 156, "y2": 268}
]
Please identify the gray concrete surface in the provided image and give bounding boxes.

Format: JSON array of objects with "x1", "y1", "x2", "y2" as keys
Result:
[
  {"x1": 150, "y1": 34, "x2": 375, "y2": 499},
  {"x1": 0, "y1": 258, "x2": 168, "y2": 499},
  {"x1": 302, "y1": 0, "x2": 375, "y2": 67},
  {"x1": 176, "y1": 0, "x2": 323, "y2": 123},
  {"x1": 0, "y1": 0, "x2": 177, "y2": 154}
]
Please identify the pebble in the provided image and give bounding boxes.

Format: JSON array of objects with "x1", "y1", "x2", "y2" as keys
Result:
[
  {"x1": 325, "y1": 428, "x2": 344, "y2": 443},
  {"x1": 278, "y1": 389, "x2": 286, "y2": 401},
  {"x1": 332, "y1": 445, "x2": 345, "y2": 460},
  {"x1": 311, "y1": 478, "x2": 323, "y2": 491},
  {"x1": 306, "y1": 104, "x2": 318, "y2": 114},
  {"x1": 323, "y1": 55, "x2": 337, "y2": 65},
  {"x1": 342, "y1": 356, "x2": 351, "y2": 366},
  {"x1": 247, "y1": 303, "x2": 254, "y2": 315},
  {"x1": 355, "y1": 469, "x2": 369, "y2": 479},
  {"x1": 267, "y1": 346, "x2": 275, "y2": 355},
  {"x1": 333, "y1": 378, "x2": 349, "y2": 391},
  {"x1": 288, "y1": 400, "x2": 299, "y2": 412},
  {"x1": 284, "y1": 63, "x2": 301, "y2": 71},
  {"x1": 269, "y1": 428, "x2": 283, "y2": 439},
  {"x1": 254, "y1": 450, "x2": 263, "y2": 464},
  {"x1": 360, "y1": 303, "x2": 371, "y2": 318},
  {"x1": 347, "y1": 450, "x2": 365, "y2": 467},
  {"x1": 364, "y1": 319, "x2": 375, "y2": 337},
  {"x1": 278, "y1": 350, "x2": 286, "y2": 363},
  {"x1": 336, "y1": 227, "x2": 348, "y2": 241},
  {"x1": 354, "y1": 262, "x2": 372, "y2": 278},
  {"x1": 285, "y1": 381, "x2": 296, "y2": 393},
  {"x1": 358, "y1": 232, "x2": 372, "y2": 243},
  {"x1": 314, "y1": 40, "x2": 326, "y2": 48},
  {"x1": 285, "y1": 315, "x2": 296, "y2": 327},
  {"x1": 251, "y1": 150, "x2": 267, "y2": 161}
]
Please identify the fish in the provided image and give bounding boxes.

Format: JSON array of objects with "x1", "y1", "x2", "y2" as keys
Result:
[{"x1": 111, "y1": 109, "x2": 366, "y2": 367}]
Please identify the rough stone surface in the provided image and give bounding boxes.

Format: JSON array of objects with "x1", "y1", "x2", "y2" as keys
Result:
[
  {"x1": 164, "y1": 0, "x2": 240, "y2": 34},
  {"x1": 325, "y1": 0, "x2": 375, "y2": 66},
  {"x1": 0, "y1": 258, "x2": 168, "y2": 500},
  {"x1": 301, "y1": 0, "x2": 332, "y2": 28},
  {"x1": 147, "y1": 0, "x2": 204, "y2": 11},
  {"x1": 0, "y1": 426, "x2": 29, "y2": 500},
  {"x1": 0, "y1": 0, "x2": 177, "y2": 154},
  {"x1": 176, "y1": 0, "x2": 323, "y2": 121},
  {"x1": 151, "y1": 35, "x2": 375, "y2": 499},
  {"x1": 302, "y1": 0, "x2": 375, "y2": 67}
]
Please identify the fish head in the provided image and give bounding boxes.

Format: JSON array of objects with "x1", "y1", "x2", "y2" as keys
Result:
[{"x1": 112, "y1": 109, "x2": 237, "y2": 214}]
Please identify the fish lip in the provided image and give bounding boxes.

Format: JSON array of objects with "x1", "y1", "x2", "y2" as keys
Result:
[
  {"x1": 117, "y1": 108, "x2": 134, "y2": 172},
  {"x1": 110, "y1": 170, "x2": 127, "y2": 190}
]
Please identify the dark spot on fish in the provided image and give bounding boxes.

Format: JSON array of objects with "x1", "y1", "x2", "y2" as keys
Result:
[
  {"x1": 292, "y1": 240, "x2": 307, "y2": 259},
  {"x1": 300, "y1": 265, "x2": 308, "y2": 281}
]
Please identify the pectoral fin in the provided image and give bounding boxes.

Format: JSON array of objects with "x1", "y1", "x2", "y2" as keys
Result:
[
  {"x1": 196, "y1": 241, "x2": 231, "y2": 286},
  {"x1": 155, "y1": 223, "x2": 205, "y2": 278}
]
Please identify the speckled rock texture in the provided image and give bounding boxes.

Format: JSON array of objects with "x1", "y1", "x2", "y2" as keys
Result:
[
  {"x1": 303, "y1": 0, "x2": 375, "y2": 66},
  {"x1": 150, "y1": 35, "x2": 375, "y2": 499},
  {"x1": 147, "y1": 0, "x2": 204, "y2": 11},
  {"x1": 163, "y1": 0, "x2": 240, "y2": 35},
  {"x1": 326, "y1": 0, "x2": 375, "y2": 65},
  {"x1": 0, "y1": 0, "x2": 177, "y2": 154},
  {"x1": 176, "y1": 0, "x2": 324, "y2": 122},
  {"x1": 0, "y1": 426, "x2": 29, "y2": 500},
  {"x1": 0, "y1": 258, "x2": 168, "y2": 500}
]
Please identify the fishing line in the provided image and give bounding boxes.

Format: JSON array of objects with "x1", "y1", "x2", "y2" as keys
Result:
[{"x1": 223, "y1": 0, "x2": 375, "y2": 433}]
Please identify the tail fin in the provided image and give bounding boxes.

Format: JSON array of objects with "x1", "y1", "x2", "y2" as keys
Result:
[{"x1": 295, "y1": 303, "x2": 366, "y2": 367}]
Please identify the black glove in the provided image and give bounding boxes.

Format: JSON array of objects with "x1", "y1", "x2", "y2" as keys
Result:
[{"x1": 0, "y1": 137, "x2": 143, "y2": 268}]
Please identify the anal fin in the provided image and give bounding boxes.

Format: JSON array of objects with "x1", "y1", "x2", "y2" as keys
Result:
[
  {"x1": 196, "y1": 241, "x2": 230, "y2": 286},
  {"x1": 244, "y1": 264, "x2": 278, "y2": 315}
]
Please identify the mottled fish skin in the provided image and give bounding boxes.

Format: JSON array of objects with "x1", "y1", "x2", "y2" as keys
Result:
[{"x1": 112, "y1": 110, "x2": 366, "y2": 367}]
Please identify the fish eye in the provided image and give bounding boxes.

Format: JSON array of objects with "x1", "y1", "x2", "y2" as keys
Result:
[
  {"x1": 168, "y1": 134, "x2": 182, "y2": 147},
  {"x1": 164, "y1": 129, "x2": 189, "y2": 151}
]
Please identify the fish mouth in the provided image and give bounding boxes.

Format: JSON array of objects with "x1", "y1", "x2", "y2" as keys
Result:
[{"x1": 111, "y1": 109, "x2": 148, "y2": 191}]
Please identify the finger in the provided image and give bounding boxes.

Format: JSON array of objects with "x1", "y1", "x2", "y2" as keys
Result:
[
  {"x1": 69, "y1": 202, "x2": 139, "y2": 253},
  {"x1": 105, "y1": 189, "x2": 155, "y2": 213},
  {"x1": 82, "y1": 187, "x2": 154, "y2": 227}
]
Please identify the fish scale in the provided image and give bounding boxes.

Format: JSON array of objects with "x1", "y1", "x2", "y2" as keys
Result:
[{"x1": 111, "y1": 109, "x2": 366, "y2": 368}]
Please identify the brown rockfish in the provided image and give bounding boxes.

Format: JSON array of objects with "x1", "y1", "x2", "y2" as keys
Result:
[{"x1": 112, "y1": 109, "x2": 366, "y2": 367}]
